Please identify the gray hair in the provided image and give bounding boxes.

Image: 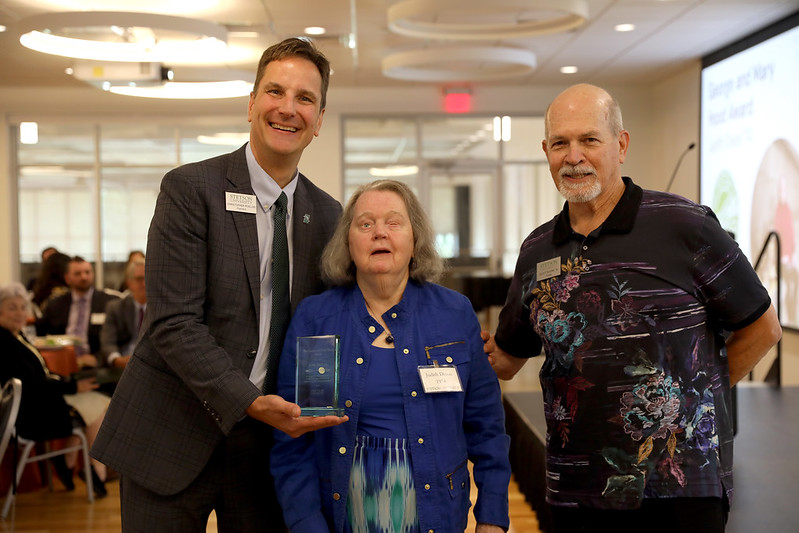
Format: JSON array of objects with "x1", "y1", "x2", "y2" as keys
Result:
[
  {"x1": 607, "y1": 95, "x2": 624, "y2": 136},
  {"x1": 0, "y1": 282, "x2": 29, "y2": 306},
  {"x1": 321, "y1": 179, "x2": 445, "y2": 286},
  {"x1": 126, "y1": 258, "x2": 145, "y2": 279}
]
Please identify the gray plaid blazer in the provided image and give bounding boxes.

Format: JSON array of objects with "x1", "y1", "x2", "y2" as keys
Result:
[{"x1": 91, "y1": 145, "x2": 341, "y2": 495}]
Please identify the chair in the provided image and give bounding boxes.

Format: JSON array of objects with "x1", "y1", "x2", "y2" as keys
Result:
[
  {"x1": 0, "y1": 379, "x2": 22, "y2": 471},
  {"x1": 0, "y1": 379, "x2": 21, "y2": 524},
  {"x1": 1, "y1": 381, "x2": 94, "y2": 521}
]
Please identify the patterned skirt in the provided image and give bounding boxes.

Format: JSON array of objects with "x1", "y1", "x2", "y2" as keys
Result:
[{"x1": 346, "y1": 435, "x2": 420, "y2": 533}]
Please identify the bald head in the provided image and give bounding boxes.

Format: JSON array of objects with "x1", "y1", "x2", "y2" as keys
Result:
[
  {"x1": 544, "y1": 84, "x2": 624, "y2": 140},
  {"x1": 541, "y1": 83, "x2": 630, "y2": 209}
]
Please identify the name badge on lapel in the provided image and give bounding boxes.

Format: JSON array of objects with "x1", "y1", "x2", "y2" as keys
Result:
[{"x1": 225, "y1": 192, "x2": 257, "y2": 214}]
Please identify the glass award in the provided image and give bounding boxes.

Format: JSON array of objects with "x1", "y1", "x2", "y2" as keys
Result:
[{"x1": 296, "y1": 335, "x2": 344, "y2": 416}]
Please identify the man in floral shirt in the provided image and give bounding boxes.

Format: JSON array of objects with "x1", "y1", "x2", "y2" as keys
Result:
[{"x1": 484, "y1": 84, "x2": 782, "y2": 532}]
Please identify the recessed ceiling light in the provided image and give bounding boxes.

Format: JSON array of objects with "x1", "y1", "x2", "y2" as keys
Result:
[
  {"x1": 614, "y1": 23, "x2": 635, "y2": 32},
  {"x1": 304, "y1": 26, "x2": 326, "y2": 36},
  {"x1": 0, "y1": 25, "x2": 7, "y2": 33},
  {"x1": 20, "y1": 122, "x2": 39, "y2": 144},
  {"x1": 560, "y1": 66, "x2": 578, "y2": 74}
]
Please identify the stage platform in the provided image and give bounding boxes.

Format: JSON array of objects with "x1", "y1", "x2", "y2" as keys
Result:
[{"x1": 503, "y1": 384, "x2": 799, "y2": 533}]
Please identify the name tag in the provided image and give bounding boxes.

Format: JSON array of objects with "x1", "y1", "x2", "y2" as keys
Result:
[
  {"x1": 225, "y1": 192, "x2": 257, "y2": 214},
  {"x1": 90, "y1": 313, "x2": 106, "y2": 325},
  {"x1": 536, "y1": 256, "x2": 561, "y2": 282},
  {"x1": 418, "y1": 365, "x2": 463, "y2": 393}
]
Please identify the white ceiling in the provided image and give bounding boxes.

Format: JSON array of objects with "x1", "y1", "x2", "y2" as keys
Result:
[{"x1": 1, "y1": 0, "x2": 798, "y2": 95}]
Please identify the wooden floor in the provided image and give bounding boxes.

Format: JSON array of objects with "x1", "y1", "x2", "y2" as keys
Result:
[{"x1": 0, "y1": 470, "x2": 540, "y2": 532}]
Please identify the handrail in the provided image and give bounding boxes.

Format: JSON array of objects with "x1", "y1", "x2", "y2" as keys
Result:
[{"x1": 752, "y1": 231, "x2": 782, "y2": 387}]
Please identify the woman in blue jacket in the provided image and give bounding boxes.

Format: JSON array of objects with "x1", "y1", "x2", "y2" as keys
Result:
[{"x1": 271, "y1": 180, "x2": 510, "y2": 533}]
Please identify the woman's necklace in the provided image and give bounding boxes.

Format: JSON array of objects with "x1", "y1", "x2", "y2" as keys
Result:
[{"x1": 364, "y1": 300, "x2": 394, "y2": 344}]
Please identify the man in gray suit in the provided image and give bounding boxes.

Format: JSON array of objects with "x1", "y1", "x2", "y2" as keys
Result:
[
  {"x1": 99, "y1": 258, "x2": 146, "y2": 369},
  {"x1": 91, "y1": 38, "x2": 348, "y2": 532}
]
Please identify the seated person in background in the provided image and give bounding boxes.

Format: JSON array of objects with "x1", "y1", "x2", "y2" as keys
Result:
[
  {"x1": 117, "y1": 250, "x2": 144, "y2": 293},
  {"x1": 100, "y1": 258, "x2": 146, "y2": 369},
  {"x1": 271, "y1": 180, "x2": 511, "y2": 533},
  {"x1": 36, "y1": 256, "x2": 120, "y2": 367},
  {"x1": 30, "y1": 251, "x2": 71, "y2": 317},
  {"x1": 25, "y1": 246, "x2": 59, "y2": 291},
  {"x1": 0, "y1": 281, "x2": 110, "y2": 498}
]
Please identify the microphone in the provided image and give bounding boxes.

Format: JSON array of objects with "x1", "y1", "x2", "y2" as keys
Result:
[{"x1": 665, "y1": 142, "x2": 696, "y2": 193}]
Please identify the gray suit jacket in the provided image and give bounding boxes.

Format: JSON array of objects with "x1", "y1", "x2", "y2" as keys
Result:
[
  {"x1": 99, "y1": 295, "x2": 139, "y2": 365},
  {"x1": 91, "y1": 145, "x2": 341, "y2": 495}
]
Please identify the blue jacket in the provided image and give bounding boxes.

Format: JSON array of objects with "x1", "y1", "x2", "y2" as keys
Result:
[{"x1": 271, "y1": 280, "x2": 511, "y2": 533}]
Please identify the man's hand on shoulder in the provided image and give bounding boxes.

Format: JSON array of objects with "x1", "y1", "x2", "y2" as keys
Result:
[
  {"x1": 246, "y1": 394, "x2": 349, "y2": 438},
  {"x1": 481, "y1": 330, "x2": 527, "y2": 380}
]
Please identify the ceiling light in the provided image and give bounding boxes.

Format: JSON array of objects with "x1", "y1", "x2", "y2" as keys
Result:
[
  {"x1": 388, "y1": 0, "x2": 588, "y2": 40},
  {"x1": 383, "y1": 46, "x2": 537, "y2": 81},
  {"x1": 304, "y1": 26, "x2": 326, "y2": 36},
  {"x1": 369, "y1": 165, "x2": 419, "y2": 177},
  {"x1": 493, "y1": 116, "x2": 511, "y2": 142},
  {"x1": 560, "y1": 65, "x2": 579, "y2": 74},
  {"x1": 0, "y1": 25, "x2": 7, "y2": 33},
  {"x1": 17, "y1": 11, "x2": 228, "y2": 63},
  {"x1": 108, "y1": 80, "x2": 251, "y2": 99},
  {"x1": 614, "y1": 23, "x2": 635, "y2": 32},
  {"x1": 20, "y1": 122, "x2": 39, "y2": 145}
]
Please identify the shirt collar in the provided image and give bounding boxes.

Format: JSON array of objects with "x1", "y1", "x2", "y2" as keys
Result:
[
  {"x1": 70, "y1": 288, "x2": 94, "y2": 302},
  {"x1": 552, "y1": 176, "x2": 642, "y2": 243},
  {"x1": 245, "y1": 141, "x2": 299, "y2": 214}
]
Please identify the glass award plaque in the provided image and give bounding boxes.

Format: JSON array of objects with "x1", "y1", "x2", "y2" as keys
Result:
[{"x1": 296, "y1": 335, "x2": 344, "y2": 416}]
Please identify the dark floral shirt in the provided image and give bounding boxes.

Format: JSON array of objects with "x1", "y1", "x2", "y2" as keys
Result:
[{"x1": 496, "y1": 177, "x2": 771, "y2": 509}]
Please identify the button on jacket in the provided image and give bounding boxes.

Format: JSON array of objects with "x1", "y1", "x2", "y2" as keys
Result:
[{"x1": 271, "y1": 281, "x2": 511, "y2": 533}]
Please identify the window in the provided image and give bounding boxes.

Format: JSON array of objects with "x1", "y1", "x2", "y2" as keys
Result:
[
  {"x1": 16, "y1": 121, "x2": 247, "y2": 288},
  {"x1": 342, "y1": 115, "x2": 560, "y2": 276}
]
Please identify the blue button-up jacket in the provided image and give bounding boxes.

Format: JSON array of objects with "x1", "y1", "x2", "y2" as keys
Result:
[{"x1": 271, "y1": 280, "x2": 511, "y2": 533}]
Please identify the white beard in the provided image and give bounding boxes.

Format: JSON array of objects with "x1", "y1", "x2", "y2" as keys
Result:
[{"x1": 556, "y1": 165, "x2": 602, "y2": 203}]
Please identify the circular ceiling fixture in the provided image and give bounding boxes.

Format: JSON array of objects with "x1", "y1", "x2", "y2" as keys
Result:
[
  {"x1": 382, "y1": 46, "x2": 537, "y2": 82},
  {"x1": 388, "y1": 0, "x2": 589, "y2": 40},
  {"x1": 18, "y1": 11, "x2": 228, "y2": 63},
  {"x1": 108, "y1": 80, "x2": 252, "y2": 99}
]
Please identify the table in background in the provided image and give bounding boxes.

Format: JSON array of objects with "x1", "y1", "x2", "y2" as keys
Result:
[
  {"x1": 38, "y1": 345, "x2": 78, "y2": 376},
  {"x1": 450, "y1": 273, "x2": 511, "y2": 331},
  {"x1": 503, "y1": 391, "x2": 553, "y2": 533}
]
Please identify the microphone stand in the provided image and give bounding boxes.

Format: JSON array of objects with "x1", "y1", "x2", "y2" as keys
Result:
[{"x1": 665, "y1": 142, "x2": 696, "y2": 193}]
